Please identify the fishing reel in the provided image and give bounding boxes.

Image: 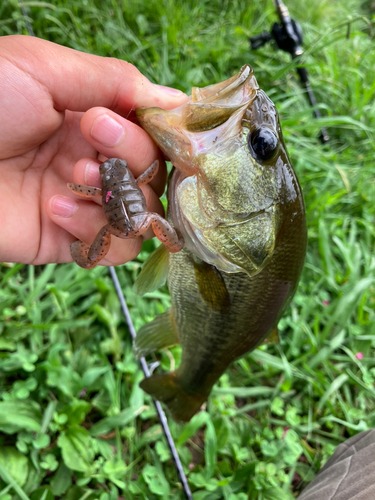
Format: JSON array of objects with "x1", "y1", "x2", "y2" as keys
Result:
[
  {"x1": 250, "y1": 0, "x2": 329, "y2": 143},
  {"x1": 250, "y1": 5, "x2": 303, "y2": 56}
]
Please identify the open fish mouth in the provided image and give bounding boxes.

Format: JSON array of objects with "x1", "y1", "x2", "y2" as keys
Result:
[
  {"x1": 136, "y1": 66, "x2": 282, "y2": 277},
  {"x1": 136, "y1": 65, "x2": 259, "y2": 175}
]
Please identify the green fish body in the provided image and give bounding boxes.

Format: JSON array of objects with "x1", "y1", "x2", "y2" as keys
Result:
[{"x1": 134, "y1": 66, "x2": 307, "y2": 422}]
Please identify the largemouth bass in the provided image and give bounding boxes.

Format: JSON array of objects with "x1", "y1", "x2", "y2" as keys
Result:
[{"x1": 134, "y1": 65, "x2": 307, "y2": 423}]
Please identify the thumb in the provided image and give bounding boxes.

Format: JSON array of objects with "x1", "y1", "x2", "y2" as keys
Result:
[{"x1": 3, "y1": 35, "x2": 188, "y2": 114}]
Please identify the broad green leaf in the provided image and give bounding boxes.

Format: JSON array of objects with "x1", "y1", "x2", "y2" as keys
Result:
[
  {"x1": 263, "y1": 485, "x2": 295, "y2": 500},
  {"x1": 94, "y1": 439, "x2": 114, "y2": 460},
  {"x1": 176, "y1": 411, "x2": 210, "y2": 446},
  {"x1": 45, "y1": 366, "x2": 83, "y2": 398},
  {"x1": 190, "y1": 473, "x2": 218, "y2": 491},
  {"x1": 30, "y1": 487, "x2": 54, "y2": 500},
  {"x1": 261, "y1": 441, "x2": 279, "y2": 457},
  {"x1": 213, "y1": 417, "x2": 230, "y2": 450},
  {"x1": 271, "y1": 397, "x2": 284, "y2": 416},
  {"x1": 102, "y1": 459, "x2": 128, "y2": 489},
  {"x1": 60, "y1": 486, "x2": 85, "y2": 500},
  {"x1": 89, "y1": 406, "x2": 143, "y2": 436},
  {"x1": 0, "y1": 447, "x2": 28, "y2": 487},
  {"x1": 60, "y1": 400, "x2": 91, "y2": 426},
  {"x1": 49, "y1": 464, "x2": 72, "y2": 496},
  {"x1": 193, "y1": 491, "x2": 221, "y2": 500},
  {"x1": 0, "y1": 401, "x2": 41, "y2": 434},
  {"x1": 23, "y1": 464, "x2": 44, "y2": 496},
  {"x1": 142, "y1": 464, "x2": 170, "y2": 496},
  {"x1": 33, "y1": 433, "x2": 50, "y2": 449},
  {"x1": 155, "y1": 441, "x2": 171, "y2": 462},
  {"x1": 40, "y1": 454, "x2": 59, "y2": 472},
  {"x1": 58, "y1": 427, "x2": 95, "y2": 473},
  {"x1": 81, "y1": 366, "x2": 110, "y2": 387}
]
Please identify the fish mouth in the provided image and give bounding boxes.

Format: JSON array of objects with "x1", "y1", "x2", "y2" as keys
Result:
[
  {"x1": 136, "y1": 65, "x2": 259, "y2": 175},
  {"x1": 188, "y1": 64, "x2": 258, "y2": 106}
]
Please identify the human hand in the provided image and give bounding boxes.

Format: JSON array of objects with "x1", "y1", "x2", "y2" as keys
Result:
[{"x1": 0, "y1": 35, "x2": 188, "y2": 265}]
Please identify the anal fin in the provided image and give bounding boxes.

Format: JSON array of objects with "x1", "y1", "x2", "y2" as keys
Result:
[{"x1": 133, "y1": 310, "x2": 178, "y2": 359}]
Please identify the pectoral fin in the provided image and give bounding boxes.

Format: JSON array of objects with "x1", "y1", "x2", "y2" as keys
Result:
[
  {"x1": 133, "y1": 244, "x2": 169, "y2": 295},
  {"x1": 133, "y1": 310, "x2": 179, "y2": 359},
  {"x1": 193, "y1": 260, "x2": 230, "y2": 313}
]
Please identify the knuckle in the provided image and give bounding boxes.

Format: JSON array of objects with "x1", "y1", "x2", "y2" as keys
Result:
[{"x1": 106, "y1": 58, "x2": 149, "y2": 107}]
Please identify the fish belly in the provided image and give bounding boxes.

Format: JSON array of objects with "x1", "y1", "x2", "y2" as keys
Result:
[{"x1": 140, "y1": 203, "x2": 306, "y2": 422}]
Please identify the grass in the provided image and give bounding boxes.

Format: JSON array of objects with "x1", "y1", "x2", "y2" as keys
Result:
[{"x1": 0, "y1": 0, "x2": 375, "y2": 498}]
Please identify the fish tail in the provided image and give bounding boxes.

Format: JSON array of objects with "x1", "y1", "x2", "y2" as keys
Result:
[{"x1": 140, "y1": 372, "x2": 206, "y2": 423}]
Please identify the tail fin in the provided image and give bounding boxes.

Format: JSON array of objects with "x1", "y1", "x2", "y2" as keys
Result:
[{"x1": 140, "y1": 372, "x2": 206, "y2": 423}]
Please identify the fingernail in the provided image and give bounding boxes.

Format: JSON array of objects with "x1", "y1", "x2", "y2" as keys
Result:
[
  {"x1": 51, "y1": 196, "x2": 78, "y2": 217},
  {"x1": 153, "y1": 84, "x2": 186, "y2": 97},
  {"x1": 84, "y1": 161, "x2": 101, "y2": 185},
  {"x1": 91, "y1": 115, "x2": 124, "y2": 146}
]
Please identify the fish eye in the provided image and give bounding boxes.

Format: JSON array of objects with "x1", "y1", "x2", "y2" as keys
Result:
[{"x1": 248, "y1": 128, "x2": 278, "y2": 161}]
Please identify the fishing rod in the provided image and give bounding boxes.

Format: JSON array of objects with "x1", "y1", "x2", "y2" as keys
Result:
[
  {"x1": 250, "y1": 0, "x2": 330, "y2": 144},
  {"x1": 17, "y1": 3, "x2": 193, "y2": 499},
  {"x1": 109, "y1": 267, "x2": 193, "y2": 500}
]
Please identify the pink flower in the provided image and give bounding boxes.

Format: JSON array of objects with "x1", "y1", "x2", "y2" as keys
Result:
[
  {"x1": 355, "y1": 352, "x2": 364, "y2": 360},
  {"x1": 282, "y1": 427, "x2": 290, "y2": 439},
  {"x1": 322, "y1": 300, "x2": 329, "y2": 306}
]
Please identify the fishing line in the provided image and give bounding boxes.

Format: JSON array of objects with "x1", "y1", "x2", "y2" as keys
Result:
[
  {"x1": 18, "y1": 3, "x2": 193, "y2": 499},
  {"x1": 19, "y1": 1, "x2": 34, "y2": 36}
]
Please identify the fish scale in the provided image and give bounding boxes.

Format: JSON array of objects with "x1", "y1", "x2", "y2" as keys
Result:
[{"x1": 134, "y1": 65, "x2": 306, "y2": 422}]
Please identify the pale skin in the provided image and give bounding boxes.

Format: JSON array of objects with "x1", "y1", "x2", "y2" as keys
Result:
[{"x1": 0, "y1": 35, "x2": 188, "y2": 266}]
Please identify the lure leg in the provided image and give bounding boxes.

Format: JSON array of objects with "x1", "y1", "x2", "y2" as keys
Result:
[
  {"x1": 136, "y1": 160, "x2": 159, "y2": 187},
  {"x1": 68, "y1": 183, "x2": 102, "y2": 198},
  {"x1": 70, "y1": 225, "x2": 112, "y2": 269},
  {"x1": 150, "y1": 213, "x2": 184, "y2": 253}
]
